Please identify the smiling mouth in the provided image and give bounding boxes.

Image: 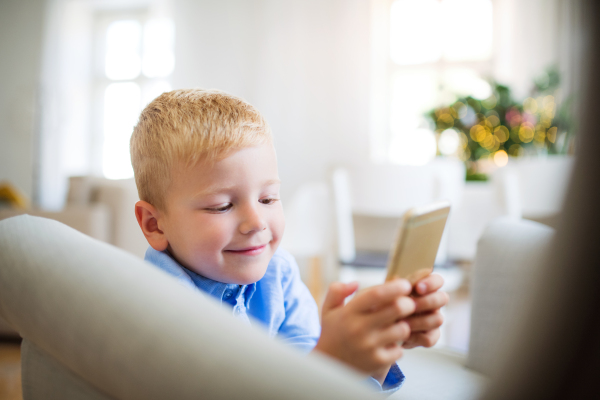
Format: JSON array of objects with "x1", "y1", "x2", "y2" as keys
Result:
[{"x1": 225, "y1": 244, "x2": 267, "y2": 256}]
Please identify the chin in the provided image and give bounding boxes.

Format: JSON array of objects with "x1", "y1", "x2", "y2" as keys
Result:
[{"x1": 231, "y1": 264, "x2": 269, "y2": 285}]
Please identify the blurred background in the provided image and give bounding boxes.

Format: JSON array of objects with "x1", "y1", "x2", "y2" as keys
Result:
[{"x1": 0, "y1": 0, "x2": 582, "y2": 397}]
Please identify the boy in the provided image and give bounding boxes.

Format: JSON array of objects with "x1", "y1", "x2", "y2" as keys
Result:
[{"x1": 131, "y1": 89, "x2": 448, "y2": 394}]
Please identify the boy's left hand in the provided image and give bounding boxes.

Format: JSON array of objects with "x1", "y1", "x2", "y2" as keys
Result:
[{"x1": 402, "y1": 273, "x2": 449, "y2": 349}]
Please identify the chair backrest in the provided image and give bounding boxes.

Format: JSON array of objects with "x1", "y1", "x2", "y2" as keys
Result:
[
  {"x1": 0, "y1": 215, "x2": 372, "y2": 400},
  {"x1": 348, "y1": 163, "x2": 437, "y2": 217},
  {"x1": 331, "y1": 159, "x2": 465, "y2": 264},
  {"x1": 467, "y1": 218, "x2": 554, "y2": 377},
  {"x1": 331, "y1": 168, "x2": 358, "y2": 263}
]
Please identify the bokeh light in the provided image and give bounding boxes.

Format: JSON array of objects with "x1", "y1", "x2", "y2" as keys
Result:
[
  {"x1": 523, "y1": 97, "x2": 538, "y2": 113},
  {"x1": 481, "y1": 95, "x2": 497, "y2": 109},
  {"x1": 453, "y1": 102, "x2": 468, "y2": 118},
  {"x1": 494, "y1": 126, "x2": 509, "y2": 142},
  {"x1": 487, "y1": 114, "x2": 500, "y2": 127},
  {"x1": 547, "y1": 126, "x2": 558, "y2": 143},
  {"x1": 470, "y1": 125, "x2": 488, "y2": 142},
  {"x1": 518, "y1": 125, "x2": 534, "y2": 143},
  {"x1": 493, "y1": 150, "x2": 508, "y2": 167},
  {"x1": 438, "y1": 128, "x2": 460, "y2": 155},
  {"x1": 508, "y1": 143, "x2": 523, "y2": 157}
]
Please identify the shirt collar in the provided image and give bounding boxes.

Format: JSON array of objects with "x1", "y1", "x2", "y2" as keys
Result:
[{"x1": 160, "y1": 249, "x2": 256, "y2": 309}]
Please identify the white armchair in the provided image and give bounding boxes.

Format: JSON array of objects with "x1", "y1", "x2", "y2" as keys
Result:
[{"x1": 0, "y1": 215, "x2": 373, "y2": 399}]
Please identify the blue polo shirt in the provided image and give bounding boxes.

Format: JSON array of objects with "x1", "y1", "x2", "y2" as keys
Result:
[{"x1": 145, "y1": 246, "x2": 405, "y2": 394}]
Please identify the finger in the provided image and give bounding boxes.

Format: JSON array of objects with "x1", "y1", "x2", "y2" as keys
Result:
[
  {"x1": 349, "y1": 279, "x2": 412, "y2": 312},
  {"x1": 402, "y1": 328, "x2": 441, "y2": 349},
  {"x1": 321, "y1": 281, "x2": 359, "y2": 314},
  {"x1": 367, "y1": 296, "x2": 416, "y2": 327},
  {"x1": 377, "y1": 321, "x2": 411, "y2": 347},
  {"x1": 375, "y1": 343, "x2": 404, "y2": 367},
  {"x1": 412, "y1": 291, "x2": 449, "y2": 314},
  {"x1": 405, "y1": 310, "x2": 444, "y2": 332},
  {"x1": 414, "y1": 273, "x2": 444, "y2": 296}
]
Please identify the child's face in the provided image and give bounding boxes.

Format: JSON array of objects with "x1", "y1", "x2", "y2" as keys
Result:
[{"x1": 159, "y1": 143, "x2": 285, "y2": 284}]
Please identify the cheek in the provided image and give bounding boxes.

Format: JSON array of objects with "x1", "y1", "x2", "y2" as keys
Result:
[
  {"x1": 270, "y1": 209, "x2": 286, "y2": 243},
  {"x1": 173, "y1": 215, "x2": 230, "y2": 253},
  {"x1": 197, "y1": 218, "x2": 234, "y2": 247}
]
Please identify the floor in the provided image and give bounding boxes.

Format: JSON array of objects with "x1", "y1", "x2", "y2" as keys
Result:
[{"x1": 0, "y1": 339, "x2": 22, "y2": 400}]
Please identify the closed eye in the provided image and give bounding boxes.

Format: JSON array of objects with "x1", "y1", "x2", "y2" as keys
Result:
[
  {"x1": 260, "y1": 198, "x2": 279, "y2": 205},
  {"x1": 205, "y1": 203, "x2": 232, "y2": 213}
]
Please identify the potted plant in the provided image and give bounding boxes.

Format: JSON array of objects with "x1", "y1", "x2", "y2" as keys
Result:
[{"x1": 428, "y1": 66, "x2": 573, "y2": 180}]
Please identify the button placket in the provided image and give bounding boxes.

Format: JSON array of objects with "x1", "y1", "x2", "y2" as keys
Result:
[{"x1": 233, "y1": 285, "x2": 247, "y2": 317}]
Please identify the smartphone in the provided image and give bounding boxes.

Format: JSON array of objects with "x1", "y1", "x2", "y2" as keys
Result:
[{"x1": 385, "y1": 201, "x2": 451, "y2": 285}]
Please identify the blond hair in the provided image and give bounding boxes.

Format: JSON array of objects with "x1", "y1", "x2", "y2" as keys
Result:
[{"x1": 130, "y1": 89, "x2": 272, "y2": 210}]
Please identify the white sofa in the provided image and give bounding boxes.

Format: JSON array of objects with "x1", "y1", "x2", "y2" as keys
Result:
[{"x1": 0, "y1": 214, "x2": 555, "y2": 399}]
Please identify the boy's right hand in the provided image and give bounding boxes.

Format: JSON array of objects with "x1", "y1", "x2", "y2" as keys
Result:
[{"x1": 313, "y1": 279, "x2": 415, "y2": 377}]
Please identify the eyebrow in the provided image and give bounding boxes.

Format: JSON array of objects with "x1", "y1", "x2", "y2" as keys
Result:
[{"x1": 193, "y1": 179, "x2": 281, "y2": 198}]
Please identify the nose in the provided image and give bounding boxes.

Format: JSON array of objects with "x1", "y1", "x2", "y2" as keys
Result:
[{"x1": 239, "y1": 204, "x2": 267, "y2": 235}]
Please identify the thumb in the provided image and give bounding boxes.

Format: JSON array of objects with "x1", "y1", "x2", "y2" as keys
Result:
[{"x1": 321, "y1": 281, "x2": 359, "y2": 314}]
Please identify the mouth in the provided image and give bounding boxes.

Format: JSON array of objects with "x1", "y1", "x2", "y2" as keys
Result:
[{"x1": 224, "y1": 244, "x2": 268, "y2": 256}]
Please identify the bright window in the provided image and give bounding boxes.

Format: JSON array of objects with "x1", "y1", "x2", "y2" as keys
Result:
[
  {"x1": 371, "y1": 0, "x2": 493, "y2": 165},
  {"x1": 97, "y1": 14, "x2": 175, "y2": 179}
]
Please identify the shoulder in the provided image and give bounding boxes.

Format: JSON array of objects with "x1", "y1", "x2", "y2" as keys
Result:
[
  {"x1": 144, "y1": 246, "x2": 197, "y2": 289},
  {"x1": 262, "y1": 247, "x2": 300, "y2": 287},
  {"x1": 269, "y1": 247, "x2": 298, "y2": 272}
]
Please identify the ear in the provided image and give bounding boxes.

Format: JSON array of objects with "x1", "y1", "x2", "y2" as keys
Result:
[{"x1": 135, "y1": 200, "x2": 169, "y2": 251}]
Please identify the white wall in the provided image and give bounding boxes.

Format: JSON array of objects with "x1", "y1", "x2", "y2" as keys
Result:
[
  {"x1": 172, "y1": 0, "x2": 372, "y2": 200},
  {"x1": 0, "y1": 0, "x2": 575, "y2": 207},
  {"x1": 173, "y1": 0, "x2": 572, "y2": 200},
  {"x1": 37, "y1": 0, "x2": 94, "y2": 210},
  {"x1": 0, "y1": 0, "x2": 46, "y2": 201},
  {"x1": 493, "y1": 0, "x2": 561, "y2": 99}
]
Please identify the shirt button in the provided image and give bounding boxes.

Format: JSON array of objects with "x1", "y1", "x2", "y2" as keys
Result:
[
  {"x1": 224, "y1": 291, "x2": 232, "y2": 299},
  {"x1": 234, "y1": 308, "x2": 241, "y2": 316}
]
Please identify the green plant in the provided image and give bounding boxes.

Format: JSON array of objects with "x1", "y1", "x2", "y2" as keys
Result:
[{"x1": 428, "y1": 66, "x2": 572, "y2": 180}]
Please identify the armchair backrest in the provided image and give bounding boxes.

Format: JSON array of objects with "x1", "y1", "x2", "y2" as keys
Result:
[
  {"x1": 467, "y1": 218, "x2": 554, "y2": 377},
  {"x1": 0, "y1": 215, "x2": 372, "y2": 399}
]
